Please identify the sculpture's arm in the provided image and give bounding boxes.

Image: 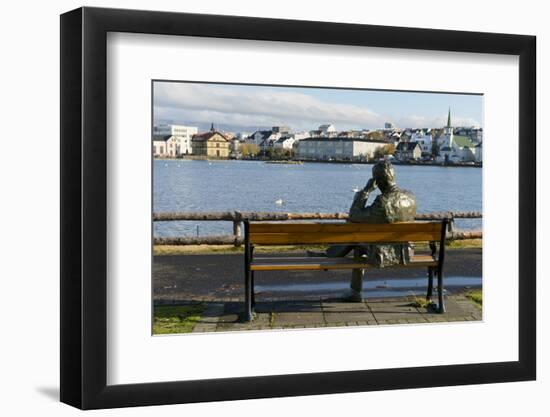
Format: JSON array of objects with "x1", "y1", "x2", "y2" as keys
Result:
[
  {"x1": 350, "y1": 190, "x2": 370, "y2": 212},
  {"x1": 349, "y1": 193, "x2": 386, "y2": 223}
]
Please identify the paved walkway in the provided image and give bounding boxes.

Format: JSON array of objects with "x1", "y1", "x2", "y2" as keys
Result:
[
  {"x1": 154, "y1": 248, "x2": 482, "y2": 301},
  {"x1": 155, "y1": 293, "x2": 482, "y2": 333}
]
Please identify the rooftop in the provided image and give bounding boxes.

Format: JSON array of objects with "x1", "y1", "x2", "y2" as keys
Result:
[{"x1": 300, "y1": 137, "x2": 388, "y2": 144}]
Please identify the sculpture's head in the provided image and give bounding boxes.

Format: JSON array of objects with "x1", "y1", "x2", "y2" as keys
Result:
[{"x1": 372, "y1": 161, "x2": 396, "y2": 193}]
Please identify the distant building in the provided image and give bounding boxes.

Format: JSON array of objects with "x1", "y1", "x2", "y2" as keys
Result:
[
  {"x1": 339, "y1": 130, "x2": 362, "y2": 139},
  {"x1": 474, "y1": 142, "x2": 483, "y2": 163},
  {"x1": 385, "y1": 122, "x2": 395, "y2": 129},
  {"x1": 437, "y1": 145, "x2": 453, "y2": 163},
  {"x1": 461, "y1": 146, "x2": 476, "y2": 162},
  {"x1": 152, "y1": 135, "x2": 187, "y2": 157},
  {"x1": 191, "y1": 125, "x2": 230, "y2": 158},
  {"x1": 436, "y1": 108, "x2": 479, "y2": 163},
  {"x1": 152, "y1": 124, "x2": 198, "y2": 155},
  {"x1": 411, "y1": 130, "x2": 433, "y2": 155},
  {"x1": 273, "y1": 131, "x2": 310, "y2": 150},
  {"x1": 455, "y1": 126, "x2": 483, "y2": 144},
  {"x1": 272, "y1": 126, "x2": 290, "y2": 134},
  {"x1": 310, "y1": 123, "x2": 336, "y2": 138},
  {"x1": 292, "y1": 131, "x2": 310, "y2": 141},
  {"x1": 229, "y1": 138, "x2": 244, "y2": 158},
  {"x1": 237, "y1": 132, "x2": 250, "y2": 140},
  {"x1": 296, "y1": 137, "x2": 387, "y2": 161},
  {"x1": 319, "y1": 124, "x2": 336, "y2": 134},
  {"x1": 249, "y1": 127, "x2": 284, "y2": 148},
  {"x1": 273, "y1": 136, "x2": 296, "y2": 150},
  {"x1": 165, "y1": 136, "x2": 181, "y2": 157},
  {"x1": 152, "y1": 137, "x2": 168, "y2": 157},
  {"x1": 395, "y1": 141, "x2": 422, "y2": 161},
  {"x1": 438, "y1": 109, "x2": 455, "y2": 150}
]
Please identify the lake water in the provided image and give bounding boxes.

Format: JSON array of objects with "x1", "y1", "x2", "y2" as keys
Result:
[{"x1": 154, "y1": 160, "x2": 482, "y2": 237}]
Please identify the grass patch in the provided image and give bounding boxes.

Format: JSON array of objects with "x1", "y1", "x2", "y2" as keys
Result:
[
  {"x1": 154, "y1": 244, "x2": 329, "y2": 256},
  {"x1": 466, "y1": 289, "x2": 482, "y2": 306},
  {"x1": 153, "y1": 304, "x2": 204, "y2": 334},
  {"x1": 154, "y1": 239, "x2": 482, "y2": 256},
  {"x1": 446, "y1": 239, "x2": 483, "y2": 249},
  {"x1": 409, "y1": 293, "x2": 436, "y2": 309}
]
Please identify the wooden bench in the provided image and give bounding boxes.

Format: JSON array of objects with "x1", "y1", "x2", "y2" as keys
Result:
[{"x1": 243, "y1": 219, "x2": 448, "y2": 321}]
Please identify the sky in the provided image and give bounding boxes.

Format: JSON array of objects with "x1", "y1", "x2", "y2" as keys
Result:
[{"x1": 153, "y1": 81, "x2": 483, "y2": 133}]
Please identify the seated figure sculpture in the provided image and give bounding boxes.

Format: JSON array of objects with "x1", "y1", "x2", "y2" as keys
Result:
[{"x1": 322, "y1": 161, "x2": 417, "y2": 301}]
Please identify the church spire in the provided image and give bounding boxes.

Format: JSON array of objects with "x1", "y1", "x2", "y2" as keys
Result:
[
  {"x1": 210, "y1": 122, "x2": 215, "y2": 132},
  {"x1": 447, "y1": 107, "x2": 452, "y2": 128}
]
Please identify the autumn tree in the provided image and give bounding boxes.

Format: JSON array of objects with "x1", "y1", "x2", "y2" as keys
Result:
[
  {"x1": 373, "y1": 144, "x2": 396, "y2": 159},
  {"x1": 240, "y1": 143, "x2": 260, "y2": 157}
]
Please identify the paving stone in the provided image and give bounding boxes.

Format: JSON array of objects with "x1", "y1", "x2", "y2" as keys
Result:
[
  {"x1": 273, "y1": 312, "x2": 325, "y2": 327},
  {"x1": 322, "y1": 300, "x2": 375, "y2": 324},
  {"x1": 368, "y1": 300, "x2": 424, "y2": 322},
  {"x1": 406, "y1": 317, "x2": 428, "y2": 324},
  {"x1": 324, "y1": 311, "x2": 376, "y2": 324},
  {"x1": 321, "y1": 301, "x2": 370, "y2": 312},
  {"x1": 268, "y1": 300, "x2": 323, "y2": 313}
]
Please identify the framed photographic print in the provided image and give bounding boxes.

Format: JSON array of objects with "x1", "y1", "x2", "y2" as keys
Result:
[{"x1": 60, "y1": 6, "x2": 536, "y2": 409}]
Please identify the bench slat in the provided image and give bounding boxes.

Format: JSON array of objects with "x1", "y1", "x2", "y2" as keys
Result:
[
  {"x1": 248, "y1": 221, "x2": 442, "y2": 234},
  {"x1": 253, "y1": 255, "x2": 436, "y2": 262},
  {"x1": 249, "y1": 231, "x2": 440, "y2": 245},
  {"x1": 250, "y1": 261, "x2": 437, "y2": 271},
  {"x1": 250, "y1": 255, "x2": 437, "y2": 271}
]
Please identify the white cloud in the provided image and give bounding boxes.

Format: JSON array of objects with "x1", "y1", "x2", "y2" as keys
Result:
[
  {"x1": 396, "y1": 114, "x2": 481, "y2": 129},
  {"x1": 153, "y1": 82, "x2": 481, "y2": 131},
  {"x1": 154, "y1": 82, "x2": 383, "y2": 130}
]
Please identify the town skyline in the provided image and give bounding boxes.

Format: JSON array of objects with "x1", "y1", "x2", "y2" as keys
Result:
[{"x1": 153, "y1": 81, "x2": 483, "y2": 134}]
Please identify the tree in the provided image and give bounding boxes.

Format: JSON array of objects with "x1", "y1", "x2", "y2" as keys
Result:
[
  {"x1": 272, "y1": 147, "x2": 287, "y2": 159},
  {"x1": 240, "y1": 143, "x2": 260, "y2": 158},
  {"x1": 367, "y1": 130, "x2": 385, "y2": 141},
  {"x1": 373, "y1": 144, "x2": 396, "y2": 159},
  {"x1": 431, "y1": 140, "x2": 440, "y2": 157}
]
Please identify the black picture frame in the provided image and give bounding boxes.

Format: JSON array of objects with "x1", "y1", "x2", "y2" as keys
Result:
[{"x1": 60, "y1": 6, "x2": 536, "y2": 410}]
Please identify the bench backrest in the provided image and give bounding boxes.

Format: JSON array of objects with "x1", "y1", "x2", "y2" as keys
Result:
[{"x1": 246, "y1": 221, "x2": 445, "y2": 245}]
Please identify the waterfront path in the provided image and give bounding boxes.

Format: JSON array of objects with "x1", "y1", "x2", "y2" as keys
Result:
[
  {"x1": 154, "y1": 248, "x2": 481, "y2": 300},
  {"x1": 155, "y1": 295, "x2": 482, "y2": 333},
  {"x1": 153, "y1": 248, "x2": 482, "y2": 333}
]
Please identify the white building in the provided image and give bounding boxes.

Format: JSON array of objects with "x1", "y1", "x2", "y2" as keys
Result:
[
  {"x1": 436, "y1": 109, "x2": 478, "y2": 163},
  {"x1": 250, "y1": 130, "x2": 281, "y2": 147},
  {"x1": 319, "y1": 124, "x2": 336, "y2": 134},
  {"x1": 411, "y1": 130, "x2": 433, "y2": 155},
  {"x1": 474, "y1": 142, "x2": 483, "y2": 162},
  {"x1": 152, "y1": 124, "x2": 198, "y2": 155},
  {"x1": 273, "y1": 136, "x2": 296, "y2": 150},
  {"x1": 273, "y1": 131, "x2": 311, "y2": 150},
  {"x1": 292, "y1": 131, "x2": 310, "y2": 141},
  {"x1": 310, "y1": 123, "x2": 337, "y2": 138},
  {"x1": 153, "y1": 139, "x2": 168, "y2": 157},
  {"x1": 296, "y1": 138, "x2": 387, "y2": 161},
  {"x1": 438, "y1": 110, "x2": 455, "y2": 150}
]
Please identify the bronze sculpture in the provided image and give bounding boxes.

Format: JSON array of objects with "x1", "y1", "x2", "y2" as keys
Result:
[{"x1": 321, "y1": 161, "x2": 417, "y2": 301}]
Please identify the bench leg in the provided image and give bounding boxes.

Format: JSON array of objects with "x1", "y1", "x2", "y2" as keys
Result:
[
  {"x1": 437, "y1": 268, "x2": 445, "y2": 314},
  {"x1": 426, "y1": 267, "x2": 434, "y2": 301},
  {"x1": 243, "y1": 240, "x2": 253, "y2": 322},
  {"x1": 251, "y1": 271, "x2": 256, "y2": 308},
  {"x1": 244, "y1": 267, "x2": 252, "y2": 322}
]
